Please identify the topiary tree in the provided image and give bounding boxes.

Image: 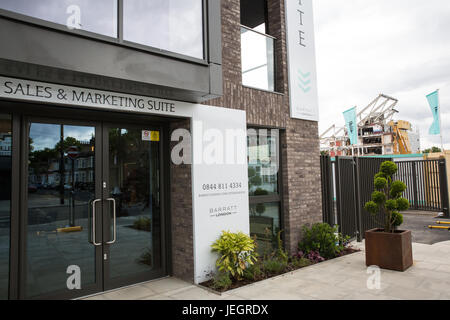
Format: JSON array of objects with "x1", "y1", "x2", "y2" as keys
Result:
[{"x1": 364, "y1": 161, "x2": 409, "y2": 233}]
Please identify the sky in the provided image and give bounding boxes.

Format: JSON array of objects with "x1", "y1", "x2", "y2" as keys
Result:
[{"x1": 313, "y1": 0, "x2": 450, "y2": 150}]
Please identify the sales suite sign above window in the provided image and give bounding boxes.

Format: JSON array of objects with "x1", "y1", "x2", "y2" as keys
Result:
[{"x1": 285, "y1": 0, "x2": 319, "y2": 121}]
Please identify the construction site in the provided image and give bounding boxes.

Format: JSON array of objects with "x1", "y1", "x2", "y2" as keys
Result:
[{"x1": 320, "y1": 94, "x2": 421, "y2": 157}]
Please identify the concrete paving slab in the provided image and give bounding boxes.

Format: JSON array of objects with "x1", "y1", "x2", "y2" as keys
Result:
[
  {"x1": 84, "y1": 240, "x2": 450, "y2": 300},
  {"x1": 381, "y1": 285, "x2": 440, "y2": 300},
  {"x1": 98, "y1": 284, "x2": 158, "y2": 300}
]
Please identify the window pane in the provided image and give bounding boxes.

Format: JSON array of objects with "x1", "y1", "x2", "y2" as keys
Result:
[
  {"x1": 247, "y1": 129, "x2": 279, "y2": 196},
  {"x1": 0, "y1": 115, "x2": 12, "y2": 300},
  {"x1": 0, "y1": 0, "x2": 118, "y2": 37},
  {"x1": 124, "y1": 0, "x2": 204, "y2": 59},
  {"x1": 241, "y1": 27, "x2": 275, "y2": 91},
  {"x1": 250, "y1": 202, "x2": 280, "y2": 252}
]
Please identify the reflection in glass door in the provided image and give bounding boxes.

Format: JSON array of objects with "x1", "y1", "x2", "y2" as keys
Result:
[
  {"x1": 105, "y1": 126, "x2": 162, "y2": 287},
  {"x1": 26, "y1": 122, "x2": 98, "y2": 298},
  {"x1": 0, "y1": 114, "x2": 12, "y2": 300}
]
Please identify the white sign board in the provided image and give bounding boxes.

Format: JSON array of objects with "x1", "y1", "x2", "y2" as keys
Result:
[
  {"x1": 285, "y1": 0, "x2": 319, "y2": 121},
  {"x1": 191, "y1": 107, "x2": 250, "y2": 283}
]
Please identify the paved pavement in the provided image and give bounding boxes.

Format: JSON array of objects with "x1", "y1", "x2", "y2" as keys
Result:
[
  {"x1": 402, "y1": 211, "x2": 450, "y2": 245},
  {"x1": 84, "y1": 240, "x2": 450, "y2": 300}
]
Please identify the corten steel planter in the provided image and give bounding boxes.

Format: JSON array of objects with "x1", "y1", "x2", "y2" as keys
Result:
[{"x1": 365, "y1": 228, "x2": 413, "y2": 272}]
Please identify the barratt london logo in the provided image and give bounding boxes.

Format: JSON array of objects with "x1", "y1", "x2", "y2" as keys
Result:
[{"x1": 209, "y1": 205, "x2": 238, "y2": 218}]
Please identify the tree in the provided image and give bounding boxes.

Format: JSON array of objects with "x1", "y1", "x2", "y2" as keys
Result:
[
  {"x1": 423, "y1": 146, "x2": 442, "y2": 154},
  {"x1": 54, "y1": 136, "x2": 82, "y2": 152},
  {"x1": 364, "y1": 161, "x2": 409, "y2": 233}
]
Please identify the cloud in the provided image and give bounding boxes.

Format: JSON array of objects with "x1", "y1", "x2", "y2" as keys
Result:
[{"x1": 313, "y1": 0, "x2": 450, "y2": 150}]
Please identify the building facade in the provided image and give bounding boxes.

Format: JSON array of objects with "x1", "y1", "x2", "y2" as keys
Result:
[{"x1": 0, "y1": 0, "x2": 321, "y2": 300}]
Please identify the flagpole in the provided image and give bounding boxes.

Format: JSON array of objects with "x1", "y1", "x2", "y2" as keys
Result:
[{"x1": 438, "y1": 89, "x2": 444, "y2": 151}]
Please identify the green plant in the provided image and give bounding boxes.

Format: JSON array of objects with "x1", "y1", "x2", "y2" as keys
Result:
[
  {"x1": 423, "y1": 146, "x2": 442, "y2": 154},
  {"x1": 133, "y1": 216, "x2": 151, "y2": 231},
  {"x1": 298, "y1": 223, "x2": 349, "y2": 259},
  {"x1": 364, "y1": 161, "x2": 409, "y2": 233},
  {"x1": 211, "y1": 231, "x2": 258, "y2": 280},
  {"x1": 263, "y1": 259, "x2": 287, "y2": 274},
  {"x1": 253, "y1": 188, "x2": 269, "y2": 196},
  {"x1": 243, "y1": 262, "x2": 263, "y2": 281},
  {"x1": 212, "y1": 271, "x2": 232, "y2": 291},
  {"x1": 291, "y1": 256, "x2": 312, "y2": 269},
  {"x1": 137, "y1": 248, "x2": 152, "y2": 266},
  {"x1": 275, "y1": 230, "x2": 289, "y2": 264},
  {"x1": 255, "y1": 203, "x2": 266, "y2": 215},
  {"x1": 249, "y1": 175, "x2": 262, "y2": 187}
]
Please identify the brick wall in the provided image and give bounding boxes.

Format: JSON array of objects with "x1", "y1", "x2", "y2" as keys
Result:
[
  {"x1": 205, "y1": 0, "x2": 323, "y2": 253},
  {"x1": 169, "y1": 119, "x2": 194, "y2": 281}
]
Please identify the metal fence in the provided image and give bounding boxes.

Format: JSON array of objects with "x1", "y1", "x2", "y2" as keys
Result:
[
  {"x1": 395, "y1": 160, "x2": 445, "y2": 211},
  {"x1": 320, "y1": 155, "x2": 450, "y2": 242}
]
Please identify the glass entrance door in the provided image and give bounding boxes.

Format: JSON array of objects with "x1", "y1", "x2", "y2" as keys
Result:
[
  {"x1": 102, "y1": 125, "x2": 164, "y2": 290},
  {"x1": 23, "y1": 118, "x2": 165, "y2": 299},
  {"x1": 25, "y1": 120, "x2": 101, "y2": 299}
]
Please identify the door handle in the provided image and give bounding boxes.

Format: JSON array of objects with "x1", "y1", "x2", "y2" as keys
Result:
[
  {"x1": 91, "y1": 199, "x2": 102, "y2": 246},
  {"x1": 106, "y1": 198, "x2": 116, "y2": 245}
]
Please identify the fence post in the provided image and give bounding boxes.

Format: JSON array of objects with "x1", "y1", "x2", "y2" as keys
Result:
[
  {"x1": 412, "y1": 162, "x2": 419, "y2": 210},
  {"x1": 320, "y1": 156, "x2": 334, "y2": 225},
  {"x1": 335, "y1": 157, "x2": 342, "y2": 232},
  {"x1": 438, "y1": 158, "x2": 450, "y2": 218},
  {"x1": 354, "y1": 157, "x2": 363, "y2": 242},
  {"x1": 326, "y1": 156, "x2": 335, "y2": 225}
]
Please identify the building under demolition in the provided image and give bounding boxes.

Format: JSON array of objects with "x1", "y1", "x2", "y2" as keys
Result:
[{"x1": 320, "y1": 94, "x2": 421, "y2": 157}]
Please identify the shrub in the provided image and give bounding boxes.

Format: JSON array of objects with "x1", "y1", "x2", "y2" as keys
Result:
[
  {"x1": 212, "y1": 272, "x2": 232, "y2": 291},
  {"x1": 253, "y1": 188, "x2": 269, "y2": 196},
  {"x1": 243, "y1": 263, "x2": 263, "y2": 281},
  {"x1": 275, "y1": 230, "x2": 289, "y2": 264},
  {"x1": 305, "y1": 251, "x2": 326, "y2": 263},
  {"x1": 391, "y1": 211, "x2": 404, "y2": 228},
  {"x1": 211, "y1": 231, "x2": 258, "y2": 280},
  {"x1": 291, "y1": 256, "x2": 312, "y2": 269},
  {"x1": 133, "y1": 216, "x2": 151, "y2": 231},
  {"x1": 255, "y1": 203, "x2": 266, "y2": 215},
  {"x1": 263, "y1": 259, "x2": 287, "y2": 275},
  {"x1": 298, "y1": 223, "x2": 348, "y2": 259},
  {"x1": 364, "y1": 161, "x2": 409, "y2": 233}
]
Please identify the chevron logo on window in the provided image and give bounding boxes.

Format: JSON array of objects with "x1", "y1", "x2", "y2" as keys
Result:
[{"x1": 297, "y1": 68, "x2": 311, "y2": 93}]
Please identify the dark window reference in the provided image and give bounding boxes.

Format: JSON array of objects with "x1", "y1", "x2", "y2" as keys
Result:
[
  {"x1": 123, "y1": 0, "x2": 204, "y2": 59},
  {"x1": 0, "y1": 0, "x2": 118, "y2": 37},
  {"x1": 240, "y1": 0, "x2": 268, "y2": 33},
  {"x1": 247, "y1": 128, "x2": 281, "y2": 251},
  {"x1": 0, "y1": 114, "x2": 11, "y2": 300}
]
